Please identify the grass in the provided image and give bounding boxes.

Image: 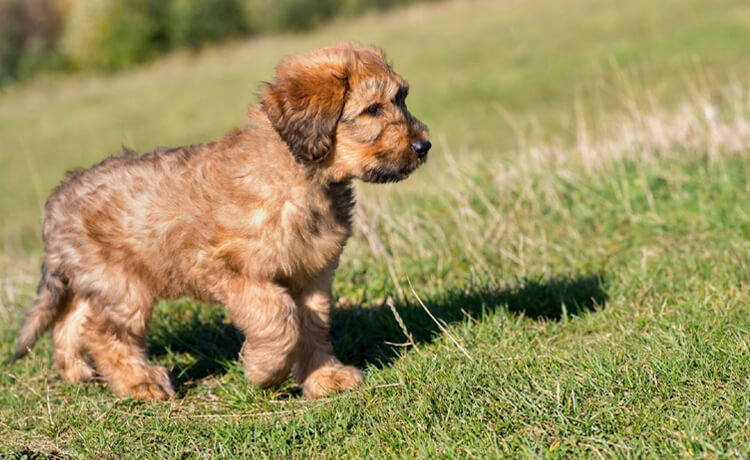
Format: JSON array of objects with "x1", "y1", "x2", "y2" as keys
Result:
[{"x1": 2, "y1": 0, "x2": 750, "y2": 457}]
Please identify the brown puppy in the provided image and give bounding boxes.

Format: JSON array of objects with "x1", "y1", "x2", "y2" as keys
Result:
[{"x1": 12, "y1": 43, "x2": 430, "y2": 400}]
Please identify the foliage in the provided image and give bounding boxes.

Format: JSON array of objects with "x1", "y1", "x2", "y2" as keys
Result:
[
  {"x1": 167, "y1": 0, "x2": 247, "y2": 49},
  {"x1": 0, "y1": 0, "x2": 66, "y2": 84},
  {"x1": 62, "y1": 0, "x2": 169, "y2": 71},
  {"x1": 1, "y1": 0, "x2": 430, "y2": 81},
  {"x1": 244, "y1": 0, "x2": 339, "y2": 33}
]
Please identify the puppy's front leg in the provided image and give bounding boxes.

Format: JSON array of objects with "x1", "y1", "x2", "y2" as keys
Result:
[
  {"x1": 293, "y1": 266, "x2": 363, "y2": 399},
  {"x1": 222, "y1": 279, "x2": 300, "y2": 388}
]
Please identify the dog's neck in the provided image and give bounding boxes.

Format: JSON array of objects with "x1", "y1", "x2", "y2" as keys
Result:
[{"x1": 248, "y1": 107, "x2": 352, "y2": 186}]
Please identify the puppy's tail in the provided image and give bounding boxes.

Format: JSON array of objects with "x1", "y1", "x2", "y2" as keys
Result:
[{"x1": 12, "y1": 262, "x2": 68, "y2": 361}]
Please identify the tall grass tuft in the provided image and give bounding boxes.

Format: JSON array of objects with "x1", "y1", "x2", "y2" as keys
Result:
[{"x1": 344, "y1": 83, "x2": 750, "y2": 300}]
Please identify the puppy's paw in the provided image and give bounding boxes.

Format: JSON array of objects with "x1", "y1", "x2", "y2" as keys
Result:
[
  {"x1": 121, "y1": 366, "x2": 175, "y2": 400},
  {"x1": 302, "y1": 364, "x2": 363, "y2": 399},
  {"x1": 56, "y1": 356, "x2": 95, "y2": 383}
]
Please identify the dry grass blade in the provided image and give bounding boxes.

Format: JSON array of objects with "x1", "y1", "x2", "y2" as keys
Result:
[
  {"x1": 407, "y1": 278, "x2": 473, "y2": 361},
  {"x1": 385, "y1": 295, "x2": 417, "y2": 351}
]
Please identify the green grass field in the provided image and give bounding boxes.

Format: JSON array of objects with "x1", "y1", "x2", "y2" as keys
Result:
[{"x1": 2, "y1": 0, "x2": 750, "y2": 457}]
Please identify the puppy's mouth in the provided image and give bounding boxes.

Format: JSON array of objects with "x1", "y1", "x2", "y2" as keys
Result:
[{"x1": 361, "y1": 155, "x2": 427, "y2": 184}]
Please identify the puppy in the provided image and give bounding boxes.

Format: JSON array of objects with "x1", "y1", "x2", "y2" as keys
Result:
[{"x1": 12, "y1": 43, "x2": 430, "y2": 399}]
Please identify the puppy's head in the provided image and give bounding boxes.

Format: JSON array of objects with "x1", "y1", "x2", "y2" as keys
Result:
[{"x1": 261, "y1": 43, "x2": 430, "y2": 183}]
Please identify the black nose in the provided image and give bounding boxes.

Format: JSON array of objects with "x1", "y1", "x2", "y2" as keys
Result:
[{"x1": 411, "y1": 140, "x2": 431, "y2": 158}]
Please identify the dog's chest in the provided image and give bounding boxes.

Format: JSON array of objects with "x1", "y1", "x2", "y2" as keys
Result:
[
  {"x1": 288, "y1": 183, "x2": 353, "y2": 268},
  {"x1": 245, "y1": 181, "x2": 353, "y2": 279}
]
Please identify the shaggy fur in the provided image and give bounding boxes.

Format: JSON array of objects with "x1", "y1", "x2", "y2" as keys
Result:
[{"x1": 12, "y1": 43, "x2": 430, "y2": 400}]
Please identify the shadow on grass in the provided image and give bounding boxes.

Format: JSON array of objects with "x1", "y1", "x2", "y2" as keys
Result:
[
  {"x1": 147, "y1": 305, "x2": 244, "y2": 391},
  {"x1": 148, "y1": 274, "x2": 607, "y2": 391},
  {"x1": 332, "y1": 274, "x2": 608, "y2": 368}
]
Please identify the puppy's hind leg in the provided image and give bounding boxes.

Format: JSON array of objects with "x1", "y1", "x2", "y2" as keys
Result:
[
  {"x1": 52, "y1": 295, "x2": 95, "y2": 382},
  {"x1": 84, "y1": 293, "x2": 174, "y2": 400}
]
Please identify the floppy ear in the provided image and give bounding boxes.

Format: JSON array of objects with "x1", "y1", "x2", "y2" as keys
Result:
[{"x1": 261, "y1": 51, "x2": 349, "y2": 162}]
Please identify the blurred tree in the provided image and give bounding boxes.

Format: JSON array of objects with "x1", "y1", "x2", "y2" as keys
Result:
[{"x1": 168, "y1": 0, "x2": 247, "y2": 49}]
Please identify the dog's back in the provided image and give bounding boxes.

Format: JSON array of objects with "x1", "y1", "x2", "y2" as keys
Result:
[{"x1": 14, "y1": 146, "x2": 202, "y2": 358}]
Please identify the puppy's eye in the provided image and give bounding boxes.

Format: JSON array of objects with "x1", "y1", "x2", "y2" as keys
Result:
[{"x1": 362, "y1": 103, "x2": 382, "y2": 116}]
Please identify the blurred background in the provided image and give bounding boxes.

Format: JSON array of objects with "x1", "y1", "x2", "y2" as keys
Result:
[
  {"x1": 1, "y1": 0, "x2": 749, "y2": 252},
  {"x1": 0, "y1": 0, "x2": 433, "y2": 80}
]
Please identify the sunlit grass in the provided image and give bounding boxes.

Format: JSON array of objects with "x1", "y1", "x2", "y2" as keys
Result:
[{"x1": 3, "y1": 78, "x2": 750, "y2": 457}]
